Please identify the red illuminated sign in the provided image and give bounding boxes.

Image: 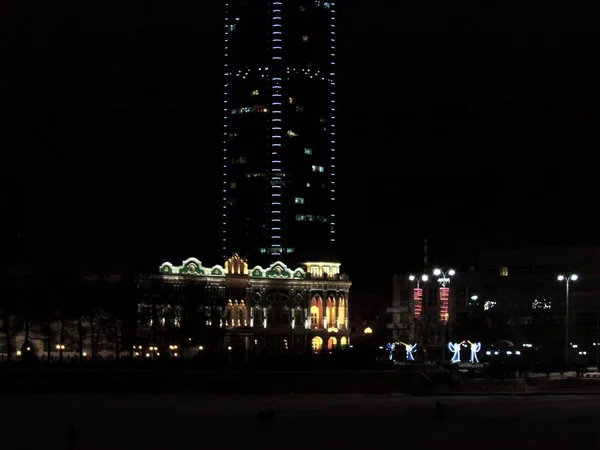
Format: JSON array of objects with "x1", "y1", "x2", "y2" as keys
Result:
[
  {"x1": 439, "y1": 287, "x2": 449, "y2": 323},
  {"x1": 413, "y1": 288, "x2": 423, "y2": 319}
]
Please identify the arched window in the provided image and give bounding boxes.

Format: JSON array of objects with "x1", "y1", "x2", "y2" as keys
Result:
[
  {"x1": 311, "y1": 336, "x2": 323, "y2": 353},
  {"x1": 253, "y1": 307, "x2": 263, "y2": 327},
  {"x1": 310, "y1": 296, "x2": 322, "y2": 329},
  {"x1": 338, "y1": 296, "x2": 346, "y2": 329},
  {"x1": 294, "y1": 307, "x2": 303, "y2": 327},
  {"x1": 326, "y1": 297, "x2": 336, "y2": 327},
  {"x1": 340, "y1": 336, "x2": 348, "y2": 347},
  {"x1": 327, "y1": 336, "x2": 337, "y2": 350}
]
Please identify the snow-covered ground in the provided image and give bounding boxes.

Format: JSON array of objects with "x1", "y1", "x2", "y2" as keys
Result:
[{"x1": 1, "y1": 394, "x2": 599, "y2": 449}]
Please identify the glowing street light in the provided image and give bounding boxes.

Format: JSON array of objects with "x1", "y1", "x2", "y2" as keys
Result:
[
  {"x1": 433, "y1": 268, "x2": 455, "y2": 287},
  {"x1": 558, "y1": 274, "x2": 578, "y2": 365},
  {"x1": 409, "y1": 274, "x2": 429, "y2": 289}
]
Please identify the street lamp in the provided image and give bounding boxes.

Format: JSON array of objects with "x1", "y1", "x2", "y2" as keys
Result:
[
  {"x1": 409, "y1": 274, "x2": 429, "y2": 289},
  {"x1": 409, "y1": 274, "x2": 429, "y2": 341},
  {"x1": 433, "y1": 268, "x2": 456, "y2": 362},
  {"x1": 558, "y1": 274, "x2": 578, "y2": 366}
]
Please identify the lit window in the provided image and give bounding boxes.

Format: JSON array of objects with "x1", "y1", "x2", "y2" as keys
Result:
[
  {"x1": 289, "y1": 97, "x2": 295, "y2": 104},
  {"x1": 251, "y1": 90, "x2": 259, "y2": 96},
  {"x1": 295, "y1": 197, "x2": 304, "y2": 204},
  {"x1": 229, "y1": 182, "x2": 237, "y2": 189},
  {"x1": 304, "y1": 148, "x2": 312, "y2": 155},
  {"x1": 302, "y1": 36, "x2": 309, "y2": 42},
  {"x1": 306, "y1": 183, "x2": 310, "y2": 187},
  {"x1": 227, "y1": 24, "x2": 237, "y2": 32},
  {"x1": 312, "y1": 165, "x2": 324, "y2": 172},
  {"x1": 500, "y1": 266, "x2": 508, "y2": 276},
  {"x1": 287, "y1": 130, "x2": 299, "y2": 137}
]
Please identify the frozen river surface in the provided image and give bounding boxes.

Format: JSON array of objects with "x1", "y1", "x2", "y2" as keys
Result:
[{"x1": 2, "y1": 394, "x2": 599, "y2": 450}]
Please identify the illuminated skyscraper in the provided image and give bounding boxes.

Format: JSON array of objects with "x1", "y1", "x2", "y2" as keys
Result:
[{"x1": 222, "y1": 0, "x2": 337, "y2": 264}]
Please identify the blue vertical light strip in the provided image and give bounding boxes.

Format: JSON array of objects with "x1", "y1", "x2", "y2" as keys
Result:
[
  {"x1": 222, "y1": 2, "x2": 231, "y2": 259},
  {"x1": 269, "y1": 0, "x2": 283, "y2": 258},
  {"x1": 329, "y1": 2, "x2": 337, "y2": 244}
]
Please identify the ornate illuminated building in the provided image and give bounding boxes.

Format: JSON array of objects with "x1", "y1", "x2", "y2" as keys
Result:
[
  {"x1": 136, "y1": 254, "x2": 351, "y2": 354},
  {"x1": 222, "y1": 0, "x2": 338, "y2": 264}
]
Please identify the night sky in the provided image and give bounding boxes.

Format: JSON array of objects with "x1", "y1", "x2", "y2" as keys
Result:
[{"x1": 3, "y1": 0, "x2": 598, "y2": 290}]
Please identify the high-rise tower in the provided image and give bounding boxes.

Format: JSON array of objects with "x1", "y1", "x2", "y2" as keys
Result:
[{"x1": 222, "y1": 0, "x2": 337, "y2": 264}]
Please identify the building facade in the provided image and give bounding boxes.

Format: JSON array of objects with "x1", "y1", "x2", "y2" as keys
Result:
[
  {"x1": 222, "y1": 0, "x2": 338, "y2": 264},
  {"x1": 137, "y1": 254, "x2": 351, "y2": 355}
]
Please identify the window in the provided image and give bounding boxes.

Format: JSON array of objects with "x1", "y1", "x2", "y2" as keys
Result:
[
  {"x1": 296, "y1": 105, "x2": 304, "y2": 113},
  {"x1": 229, "y1": 182, "x2": 237, "y2": 189},
  {"x1": 302, "y1": 36, "x2": 309, "y2": 42},
  {"x1": 287, "y1": 130, "x2": 299, "y2": 137},
  {"x1": 456, "y1": 288, "x2": 466, "y2": 306},
  {"x1": 230, "y1": 105, "x2": 269, "y2": 115},
  {"x1": 296, "y1": 214, "x2": 315, "y2": 222},
  {"x1": 312, "y1": 165, "x2": 324, "y2": 172},
  {"x1": 295, "y1": 197, "x2": 304, "y2": 204},
  {"x1": 500, "y1": 266, "x2": 509, "y2": 276},
  {"x1": 289, "y1": 97, "x2": 295, "y2": 104},
  {"x1": 304, "y1": 148, "x2": 312, "y2": 155},
  {"x1": 306, "y1": 182, "x2": 310, "y2": 187},
  {"x1": 227, "y1": 199, "x2": 236, "y2": 206},
  {"x1": 400, "y1": 290, "x2": 410, "y2": 307},
  {"x1": 231, "y1": 156, "x2": 247, "y2": 164},
  {"x1": 310, "y1": 266, "x2": 320, "y2": 276},
  {"x1": 227, "y1": 24, "x2": 237, "y2": 32},
  {"x1": 427, "y1": 290, "x2": 437, "y2": 307},
  {"x1": 251, "y1": 89, "x2": 259, "y2": 96}
]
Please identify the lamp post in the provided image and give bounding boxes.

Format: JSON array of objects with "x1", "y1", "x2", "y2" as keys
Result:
[
  {"x1": 558, "y1": 274, "x2": 578, "y2": 366},
  {"x1": 409, "y1": 274, "x2": 429, "y2": 290},
  {"x1": 433, "y1": 268, "x2": 455, "y2": 362},
  {"x1": 409, "y1": 274, "x2": 428, "y2": 344}
]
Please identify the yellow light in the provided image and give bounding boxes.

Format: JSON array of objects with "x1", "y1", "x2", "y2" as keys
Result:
[
  {"x1": 303, "y1": 262, "x2": 341, "y2": 266},
  {"x1": 364, "y1": 327, "x2": 373, "y2": 334}
]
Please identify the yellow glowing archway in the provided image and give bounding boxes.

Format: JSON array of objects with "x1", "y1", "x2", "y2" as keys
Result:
[
  {"x1": 327, "y1": 336, "x2": 337, "y2": 350},
  {"x1": 311, "y1": 336, "x2": 323, "y2": 352}
]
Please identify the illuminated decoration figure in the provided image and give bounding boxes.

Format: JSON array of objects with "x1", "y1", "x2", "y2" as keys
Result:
[
  {"x1": 387, "y1": 342, "x2": 417, "y2": 361},
  {"x1": 404, "y1": 343, "x2": 417, "y2": 361},
  {"x1": 386, "y1": 342, "x2": 396, "y2": 361},
  {"x1": 467, "y1": 340, "x2": 481, "y2": 363},
  {"x1": 448, "y1": 341, "x2": 464, "y2": 363}
]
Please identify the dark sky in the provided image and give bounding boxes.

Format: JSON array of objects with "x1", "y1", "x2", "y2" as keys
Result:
[{"x1": 2, "y1": 0, "x2": 598, "y2": 289}]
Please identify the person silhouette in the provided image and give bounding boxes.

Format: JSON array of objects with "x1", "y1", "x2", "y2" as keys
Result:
[{"x1": 67, "y1": 422, "x2": 77, "y2": 450}]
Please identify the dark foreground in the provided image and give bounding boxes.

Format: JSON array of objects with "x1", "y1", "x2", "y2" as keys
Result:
[{"x1": 1, "y1": 394, "x2": 599, "y2": 449}]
